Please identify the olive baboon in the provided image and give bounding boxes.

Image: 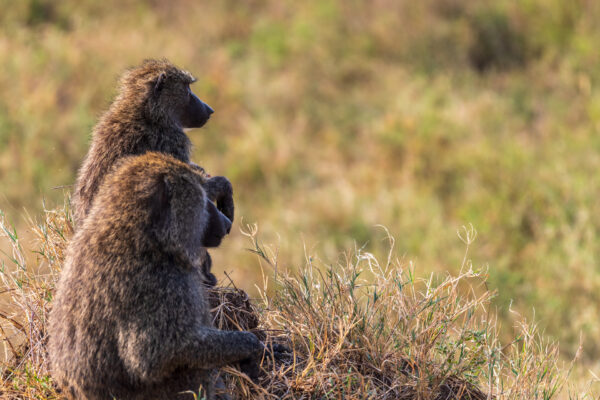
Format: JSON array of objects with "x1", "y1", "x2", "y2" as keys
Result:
[
  {"x1": 71, "y1": 58, "x2": 233, "y2": 228},
  {"x1": 49, "y1": 153, "x2": 263, "y2": 400}
]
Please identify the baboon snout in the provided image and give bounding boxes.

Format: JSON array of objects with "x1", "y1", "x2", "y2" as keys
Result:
[
  {"x1": 181, "y1": 92, "x2": 214, "y2": 129},
  {"x1": 203, "y1": 201, "x2": 232, "y2": 248}
]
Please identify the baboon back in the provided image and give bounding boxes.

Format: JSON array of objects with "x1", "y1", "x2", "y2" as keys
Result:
[{"x1": 50, "y1": 153, "x2": 260, "y2": 400}]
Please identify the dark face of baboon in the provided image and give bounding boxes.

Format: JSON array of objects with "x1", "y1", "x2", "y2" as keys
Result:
[
  {"x1": 150, "y1": 164, "x2": 231, "y2": 257},
  {"x1": 71, "y1": 58, "x2": 220, "y2": 228},
  {"x1": 151, "y1": 69, "x2": 214, "y2": 129},
  {"x1": 183, "y1": 90, "x2": 214, "y2": 128},
  {"x1": 49, "y1": 153, "x2": 262, "y2": 400},
  {"x1": 204, "y1": 201, "x2": 232, "y2": 248}
]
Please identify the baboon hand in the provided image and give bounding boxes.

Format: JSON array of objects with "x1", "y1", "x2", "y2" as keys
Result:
[
  {"x1": 238, "y1": 357, "x2": 261, "y2": 383},
  {"x1": 204, "y1": 176, "x2": 234, "y2": 222},
  {"x1": 234, "y1": 332, "x2": 264, "y2": 382},
  {"x1": 265, "y1": 342, "x2": 293, "y2": 362},
  {"x1": 190, "y1": 162, "x2": 210, "y2": 177}
]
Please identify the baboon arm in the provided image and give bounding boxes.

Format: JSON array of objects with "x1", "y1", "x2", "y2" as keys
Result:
[
  {"x1": 183, "y1": 327, "x2": 263, "y2": 369},
  {"x1": 119, "y1": 326, "x2": 262, "y2": 383}
]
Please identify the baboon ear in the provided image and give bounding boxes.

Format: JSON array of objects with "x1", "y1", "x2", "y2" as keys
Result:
[
  {"x1": 150, "y1": 174, "x2": 172, "y2": 232},
  {"x1": 153, "y1": 73, "x2": 166, "y2": 96}
]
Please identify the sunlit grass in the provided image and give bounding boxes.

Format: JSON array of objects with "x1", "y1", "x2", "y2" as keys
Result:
[
  {"x1": 1, "y1": 0, "x2": 600, "y2": 387},
  {"x1": 0, "y1": 205, "x2": 590, "y2": 399}
]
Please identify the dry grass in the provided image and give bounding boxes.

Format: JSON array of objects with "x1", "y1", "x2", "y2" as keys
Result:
[
  {"x1": 0, "y1": 203, "x2": 585, "y2": 399},
  {"x1": 3, "y1": 0, "x2": 600, "y2": 369},
  {"x1": 221, "y1": 224, "x2": 575, "y2": 399},
  {"x1": 0, "y1": 201, "x2": 70, "y2": 399}
]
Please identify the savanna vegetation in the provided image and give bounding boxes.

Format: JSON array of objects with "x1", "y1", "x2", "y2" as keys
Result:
[{"x1": 1, "y1": 0, "x2": 600, "y2": 397}]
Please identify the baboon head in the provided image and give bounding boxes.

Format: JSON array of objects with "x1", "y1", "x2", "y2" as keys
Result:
[
  {"x1": 119, "y1": 58, "x2": 214, "y2": 129},
  {"x1": 145, "y1": 159, "x2": 232, "y2": 257},
  {"x1": 89, "y1": 153, "x2": 231, "y2": 269}
]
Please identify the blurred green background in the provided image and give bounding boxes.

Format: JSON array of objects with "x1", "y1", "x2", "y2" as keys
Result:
[{"x1": 1, "y1": 0, "x2": 600, "y2": 376}]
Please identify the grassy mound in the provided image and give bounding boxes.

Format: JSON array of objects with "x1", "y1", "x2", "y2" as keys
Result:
[{"x1": 0, "y1": 204, "x2": 575, "y2": 399}]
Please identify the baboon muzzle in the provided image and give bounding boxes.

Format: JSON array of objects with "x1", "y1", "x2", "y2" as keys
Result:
[
  {"x1": 203, "y1": 200, "x2": 232, "y2": 248},
  {"x1": 182, "y1": 92, "x2": 214, "y2": 129}
]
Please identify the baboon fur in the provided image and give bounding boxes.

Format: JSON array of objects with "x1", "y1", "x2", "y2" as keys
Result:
[
  {"x1": 49, "y1": 153, "x2": 262, "y2": 400},
  {"x1": 71, "y1": 58, "x2": 232, "y2": 228}
]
